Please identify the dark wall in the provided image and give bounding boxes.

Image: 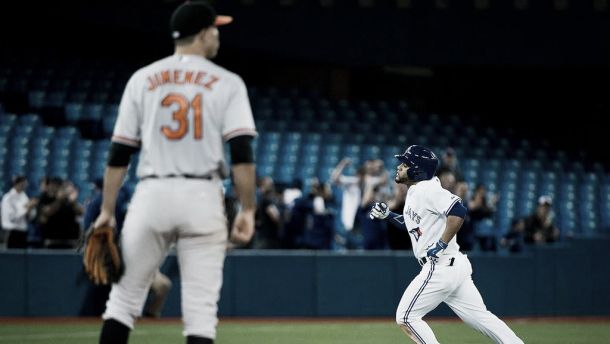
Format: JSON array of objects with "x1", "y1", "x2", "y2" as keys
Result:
[
  {"x1": 1, "y1": 1, "x2": 608, "y2": 163},
  {"x1": 1, "y1": 238, "x2": 610, "y2": 317},
  {"x1": 2, "y1": 0, "x2": 608, "y2": 66}
]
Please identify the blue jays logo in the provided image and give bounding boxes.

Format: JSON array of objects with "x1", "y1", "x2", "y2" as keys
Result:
[{"x1": 409, "y1": 227, "x2": 423, "y2": 241}]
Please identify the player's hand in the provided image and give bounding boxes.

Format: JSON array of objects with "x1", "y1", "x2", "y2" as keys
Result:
[
  {"x1": 426, "y1": 239, "x2": 448, "y2": 263},
  {"x1": 369, "y1": 202, "x2": 389, "y2": 220},
  {"x1": 93, "y1": 209, "x2": 116, "y2": 230},
  {"x1": 230, "y1": 209, "x2": 255, "y2": 245}
]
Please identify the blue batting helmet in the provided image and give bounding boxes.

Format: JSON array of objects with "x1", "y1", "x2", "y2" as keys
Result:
[{"x1": 395, "y1": 145, "x2": 439, "y2": 181}]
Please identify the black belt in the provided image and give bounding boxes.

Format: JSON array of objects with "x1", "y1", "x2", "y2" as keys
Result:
[
  {"x1": 141, "y1": 174, "x2": 213, "y2": 181},
  {"x1": 417, "y1": 257, "x2": 427, "y2": 266}
]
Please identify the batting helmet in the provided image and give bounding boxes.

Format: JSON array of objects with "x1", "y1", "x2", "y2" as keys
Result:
[{"x1": 394, "y1": 145, "x2": 439, "y2": 181}]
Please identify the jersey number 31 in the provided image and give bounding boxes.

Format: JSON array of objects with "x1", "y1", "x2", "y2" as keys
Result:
[{"x1": 161, "y1": 92, "x2": 203, "y2": 140}]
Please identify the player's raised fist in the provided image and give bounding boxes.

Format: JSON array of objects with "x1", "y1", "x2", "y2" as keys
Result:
[{"x1": 369, "y1": 202, "x2": 389, "y2": 220}]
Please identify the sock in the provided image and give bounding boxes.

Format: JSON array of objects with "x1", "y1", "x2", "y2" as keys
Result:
[
  {"x1": 99, "y1": 318, "x2": 130, "y2": 344},
  {"x1": 186, "y1": 336, "x2": 213, "y2": 344}
]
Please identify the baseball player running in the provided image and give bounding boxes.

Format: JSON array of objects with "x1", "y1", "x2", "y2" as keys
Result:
[
  {"x1": 92, "y1": 2, "x2": 257, "y2": 343},
  {"x1": 370, "y1": 145, "x2": 523, "y2": 344}
]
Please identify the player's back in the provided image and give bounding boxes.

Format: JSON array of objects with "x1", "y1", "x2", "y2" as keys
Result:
[{"x1": 117, "y1": 54, "x2": 250, "y2": 178}]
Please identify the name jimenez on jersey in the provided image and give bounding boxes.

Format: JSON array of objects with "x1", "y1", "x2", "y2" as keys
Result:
[{"x1": 146, "y1": 69, "x2": 220, "y2": 91}]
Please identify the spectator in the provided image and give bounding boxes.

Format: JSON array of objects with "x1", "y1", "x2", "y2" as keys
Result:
[
  {"x1": 331, "y1": 158, "x2": 365, "y2": 249},
  {"x1": 454, "y1": 181, "x2": 476, "y2": 252},
  {"x1": 38, "y1": 177, "x2": 84, "y2": 249},
  {"x1": 331, "y1": 158, "x2": 361, "y2": 232},
  {"x1": 436, "y1": 147, "x2": 464, "y2": 182},
  {"x1": 82, "y1": 179, "x2": 131, "y2": 233},
  {"x1": 358, "y1": 159, "x2": 390, "y2": 250},
  {"x1": 469, "y1": 183, "x2": 499, "y2": 251},
  {"x1": 1, "y1": 176, "x2": 37, "y2": 248},
  {"x1": 386, "y1": 183, "x2": 411, "y2": 250},
  {"x1": 253, "y1": 176, "x2": 282, "y2": 249},
  {"x1": 438, "y1": 169, "x2": 457, "y2": 193},
  {"x1": 282, "y1": 178, "x2": 303, "y2": 211},
  {"x1": 523, "y1": 195, "x2": 560, "y2": 244},
  {"x1": 28, "y1": 176, "x2": 52, "y2": 248},
  {"x1": 501, "y1": 217, "x2": 526, "y2": 253},
  {"x1": 299, "y1": 178, "x2": 335, "y2": 250}
]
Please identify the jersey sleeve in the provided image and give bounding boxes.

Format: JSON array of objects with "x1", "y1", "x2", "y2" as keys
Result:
[
  {"x1": 222, "y1": 76, "x2": 257, "y2": 141},
  {"x1": 427, "y1": 185, "x2": 462, "y2": 216},
  {"x1": 112, "y1": 76, "x2": 141, "y2": 147}
]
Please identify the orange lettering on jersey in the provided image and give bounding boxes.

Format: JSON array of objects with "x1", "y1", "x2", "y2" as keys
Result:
[
  {"x1": 147, "y1": 76, "x2": 158, "y2": 91},
  {"x1": 161, "y1": 93, "x2": 189, "y2": 140},
  {"x1": 204, "y1": 75, "x2": 219, "y2": 90},
  {"x1": 194, "y1": 71, "x2": 207, "y2": 86},
  {"x1": 192, "y1": 93, "x2": 203, "y2": 140},
  {"x1": 183, "y1": 71, "x2": 194, "y2": 84},
  {"x1": 174, "y1": 70, "x2": 183, "y2": 84},
  {"x1": 161, "y1": 70, "x2": 171, "y2": 84}
]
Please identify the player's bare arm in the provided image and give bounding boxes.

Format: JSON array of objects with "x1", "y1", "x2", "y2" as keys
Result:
[
  {"x1": 94, "y1": 142, "x2": 138, "y2": 229},
  {"x1": 228, "y1": 135, "x2": 257, "y2": 244},
  {"x1": 231, "y1": 163, "x2": 256, "y2": 244},
  {"x1": 440, "y1": 215, "x2": 464, "y2": 244},
  {"x1": 330, "y1": 158, "x2": 350, "y2": 184},
  {"x1": 427, "y1": 200, "x2": 468, "y2": 262}
]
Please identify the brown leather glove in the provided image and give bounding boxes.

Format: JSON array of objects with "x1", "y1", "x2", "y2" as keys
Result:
[{"x1": 83, "y1": 225, "x2": 124, "y2": 285}]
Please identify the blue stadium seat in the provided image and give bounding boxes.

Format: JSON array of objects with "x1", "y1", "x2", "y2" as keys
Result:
[
  {"x1": 14, "y1": 124, "x2": 34, "y2": 138},
  {"x1": 0, "y1": 113, "x2": 17, "y2": 127},
  {"x1": 82, "y1": 103, "x2": 104, "y2": 121},
  {"x1": 36, "y1": 126, "x2": 55, "y2": 140},
  {"x1": 44, "y1": 91, "x2": 68, "y2": 107},
  {"x1": 299, "y1": 154, "x2": 319, "y2": 169},
  {"x1": 301, "y1": 141, "x2": 320, "y2": 156},
  {"x1": 257, "y1": 164, "x2": 274, "y2": 177},
  {"x1": 341, "y1": 144, "x2": 361, "y2": 159},
  {"x1": 64, "y1": 103, "x2": 84, "y2": 124},
  {"x1": 276, "y1": 165, "x2": 296, "y2": 183},
  {"x1": 103, "y1": 114, "x2": 117, "y2": 136},
  {"x1": 28, "y1": 90, "x2": 46, "y2": 108},
  {"x1": 361, "y1": 145, "x2": 381, "y2": 161},
  {"x1": 282, "y1": 132, "x2": 302, "y2": 145},
  {"x1": 296, "y1": 108, "x2": 315, "y2": 122},
  {"x1": 303, "y1": 133, "x2": 322, "y2": 144},
  {"x1": 18, "y1": 114, "x2": 41, "y2": 127}
]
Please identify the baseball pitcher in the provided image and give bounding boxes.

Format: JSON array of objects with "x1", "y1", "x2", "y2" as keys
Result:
[
  {"x1": 370, "y1": 145, "x2": 523, "y2": 344},
  {"x1": 90, "y1": 2, "x2": 257, "y2": 344}
]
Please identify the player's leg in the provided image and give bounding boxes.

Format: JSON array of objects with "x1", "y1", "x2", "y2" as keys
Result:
[
  {"x1": 177, "y1": 229, "x2": 226, "y2": 342},
  {"x1": 395, "y1": 263, "x2": 451, "y2": 344},
  {"x1": 101, "y1": 184, "x2": 173, "y2": 343},
  {"x1": 444, "y1": 258, "x2": 524, "y2": 343}
]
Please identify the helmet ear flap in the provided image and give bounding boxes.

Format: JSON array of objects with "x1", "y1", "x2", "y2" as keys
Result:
[{"x1": 406, "y1": 167, "x2": 426, "y2": 182}]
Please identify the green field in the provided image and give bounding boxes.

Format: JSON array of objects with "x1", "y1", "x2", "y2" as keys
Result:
[{"x1": 0, "y1": 319, "x2": 608, "y2": 343}]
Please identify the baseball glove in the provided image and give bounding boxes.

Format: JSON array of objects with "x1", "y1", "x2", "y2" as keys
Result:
[{"x1": 82, "y1": 225, "x2": 124, "y2": 285}]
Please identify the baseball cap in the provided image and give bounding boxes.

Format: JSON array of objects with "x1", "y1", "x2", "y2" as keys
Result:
[
  {"x1": 538, "y1": 195, "x2": 553, "y2": 206},
  {"x1": 170, "y1": 1, "x2": 233, "y2": 40}
]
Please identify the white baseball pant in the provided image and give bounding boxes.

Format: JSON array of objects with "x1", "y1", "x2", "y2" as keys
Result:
[
  {"x1": 103, "y1": 178, "x2": 228, "y2": 339},
  {"x1": 395, "y1": 253, "x2": 524, "y2": 344}
]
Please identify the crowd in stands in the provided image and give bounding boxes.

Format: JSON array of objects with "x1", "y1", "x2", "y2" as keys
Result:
[
  {"x1": 0, "y1": 146, "x2": 567, "y2": 253},
  {"x1": 226, "y1": 147, "x2": 565, "y2": 253},
  {"x1": 1, "y1": 175, "x2": 83, "y2": 249}
]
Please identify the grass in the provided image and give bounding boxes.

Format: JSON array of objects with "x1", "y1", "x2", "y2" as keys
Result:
[{"x1": 0, "y1": 318, "x2": 608, "y2": 343}]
